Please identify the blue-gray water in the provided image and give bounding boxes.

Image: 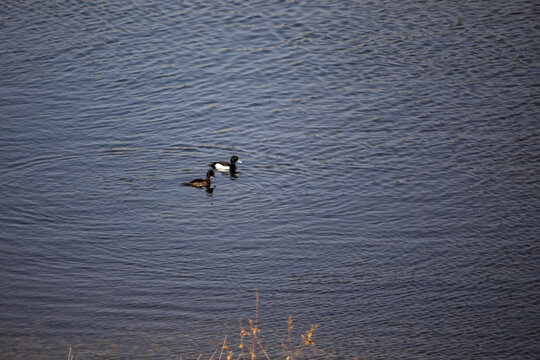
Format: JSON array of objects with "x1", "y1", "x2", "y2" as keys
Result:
[{"x1": 1, "y1": 1, "x2": 539, "y2": 359}]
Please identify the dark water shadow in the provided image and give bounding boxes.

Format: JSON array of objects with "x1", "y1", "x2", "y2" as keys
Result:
[
  {"x1": 215, "y1": 170, "x2": 240, "y2": 179},
  {"x1": 181, "y1": 182, "x2": 215, "y2": 195}
]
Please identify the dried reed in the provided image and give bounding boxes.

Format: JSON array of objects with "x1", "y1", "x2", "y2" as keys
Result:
[{"x1": 66, "y1": 291, "x2": 319, "y2": 360}]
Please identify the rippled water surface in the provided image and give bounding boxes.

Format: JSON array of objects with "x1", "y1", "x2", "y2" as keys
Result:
[{"x1": 1, "y1": 1, "x2": 539, "y2": 359}]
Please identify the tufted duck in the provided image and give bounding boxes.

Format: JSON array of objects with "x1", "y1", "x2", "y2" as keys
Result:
[
  {"x1": 210, "y1": 155, "x2": 242, "y2": 173},
  {"x1": 182, "y1": 169, "x2": 214, "y2": 188}
]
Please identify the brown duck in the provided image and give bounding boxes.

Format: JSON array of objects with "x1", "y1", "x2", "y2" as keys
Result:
[{"x1": 182, "y1": 170, "x2": 214, "y2": 188}]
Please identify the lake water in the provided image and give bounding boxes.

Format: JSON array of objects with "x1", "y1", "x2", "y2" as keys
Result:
[{"x1": 1, "y1": 1, "x2": 539, "y2": 359}]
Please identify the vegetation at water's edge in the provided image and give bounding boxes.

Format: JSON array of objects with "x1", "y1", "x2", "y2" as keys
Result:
[{"x1": 67, "y1": 291, "x2": 321, "y2": 360}]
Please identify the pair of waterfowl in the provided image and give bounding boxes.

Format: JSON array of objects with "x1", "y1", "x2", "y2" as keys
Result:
[{"x1": 182, "y1": 155, "x2": 241, "y2": 188}]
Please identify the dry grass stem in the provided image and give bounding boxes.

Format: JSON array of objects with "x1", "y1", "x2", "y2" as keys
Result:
[
  {"x1": 66, "y1": 293, "x2": 320, "y2": 360},
  {"x1": 218, "y1": 336, "x2": 227, "y2": 360}
]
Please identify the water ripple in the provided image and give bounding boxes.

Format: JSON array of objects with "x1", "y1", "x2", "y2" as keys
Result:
[{"x1": 0, "y1": 0, "x2": 538, "y2": 359}]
